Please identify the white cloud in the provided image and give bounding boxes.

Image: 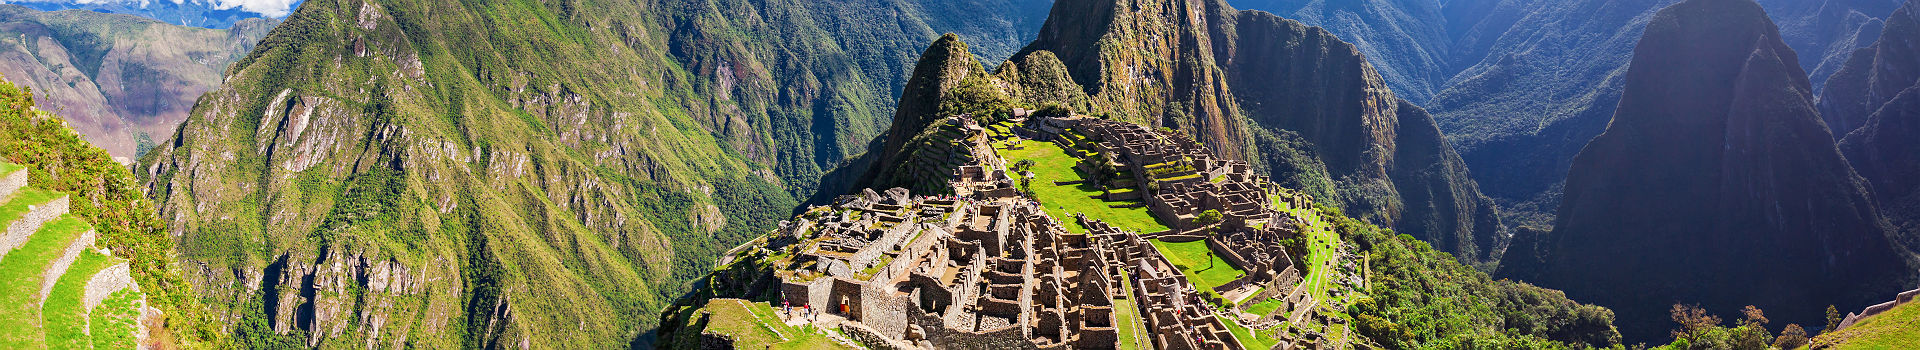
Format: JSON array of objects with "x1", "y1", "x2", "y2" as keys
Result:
[
  {"x1": 206, "y1": 0, "x2": 297, "y2": 17},
  {"x1": 0, "y1": 0, "x2": 299, "y2": 18}
]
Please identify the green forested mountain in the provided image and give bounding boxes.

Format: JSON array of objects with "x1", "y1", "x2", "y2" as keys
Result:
[
  {"x1": 134, "y1": 0, "x2": 1046, "y2": 346},
  {"x1": 0, "y1": 5, "x2": 276, "y2": 158}
]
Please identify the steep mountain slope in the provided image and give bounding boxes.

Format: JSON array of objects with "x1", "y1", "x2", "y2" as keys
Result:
[
  {"x1": 991, "y1": 0, "x2": 1509, "y2": 264},
  {"x1": 1835, "y1": 0, "x2": 1920, "y2": 254},
  {"x1": 0, "y1": 5, "x2": 275, "y2": 158},
  {"x1": 1506, "y1": 0, "x2": 1916, "y2": 341},
  {"x1": 1823, "y1": 0, "x2": 1919, "y2": 138},
  {"x1": 1250, "y1": 0, "x2": 1902, "y2": 229},
  {"x1": 135, "y1": 0, "x2": 1046, "y2": 346},
  {"x1": 1230, "y1": 0, "x2": 1450, "y2": 104},
  {"x1": 1761, "y1": 0, "x2": 1905, "y2": 95},
  {"x1": 0, "y1": 77, "x2": 216, "y2": 346}
]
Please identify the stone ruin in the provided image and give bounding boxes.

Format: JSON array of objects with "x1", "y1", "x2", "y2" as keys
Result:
[
  {"x1": 746, "y1": 111, "x2": 1343, "y2": 349},
  {"x1": 780, "y1": 185, "x2": 1135, "y2": 349}
]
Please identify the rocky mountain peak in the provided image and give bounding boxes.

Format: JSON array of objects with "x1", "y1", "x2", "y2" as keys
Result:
[{"x1": 1517, "y1": 0, "x2": 1917, "y2": 341}]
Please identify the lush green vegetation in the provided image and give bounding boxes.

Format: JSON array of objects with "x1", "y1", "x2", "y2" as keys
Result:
[
  {"x1": 1811, "y1": 302, "x2": 1920, "y2": 349},
  {"x1": 0, "y1": 78, "x2": 211, "y2": 345},
  {"x1": 995, "y1": 139, "x2": 1169, "y2": 234},
  {"x1": 40, "y1": 250, "x2": 120, "y2": 349},
  {"x1": 0, "y1": 216, "x2": 89, "y2": 347},
  {"x1": 1340, "y1": 199, "x2": 1621, "y2": 348},
  {"x1": 690, "y1": 299, "x2": 851, "y2": 350},
  {"x1": 89, "y1": 289, "x2": 141, "y2": 349},
  {"x1": 1244, "y1": 297, "x2": 1285, "y2": 316},
  {"x1": 1149, "y1": 239, "x2": 1244, "y2": 291},
  {"x1": 1275, "y1": 193, "x2": 1342, "y2": 303},
  {"x1": 0, "y1": 188, "x2": 61, "y2": 227}
]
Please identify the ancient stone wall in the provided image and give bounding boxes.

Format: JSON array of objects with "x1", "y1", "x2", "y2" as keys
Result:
[
  {"x1": 859, "y1": 284, "x2": 914, "y2": 339},
  {"x1": 83, "y1": 263, "x2": 137, "y2": 311},
  {"x1": 908, "y1": 308, "x2": 1039, "y2": 350},
  {"x1": 0, "y1": 167, "x2": 23, "y2": 198},
  {"x1": 1, "y1": 195, "x2": 68, "y2": 262},
  {"x1": 1838, "y1": 286, "x2": 1920, "y2": 330},
  {"x1": 38, "y1": 228, "x2": 97, "y2": 300}
]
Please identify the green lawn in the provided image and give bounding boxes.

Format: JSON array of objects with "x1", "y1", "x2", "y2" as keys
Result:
[
  {"x1": 996, "y1": 140, "x2": 1169, "y2": 234},
  {"x1": 0, "y1": 162, "x2": 20, "y2": 178},
  {"x1": 88, "y1": 288, "x2": 140, "y2": 349},
  {"x1": 1219, "y1": 314, "x2": 1280, "y2": 349},
  {"x1": 0, "y1": 188, "x2": 62, "y2": 227},
  {"x1": 42, "y1": 250, "x2": 118, "y2": 350},
  {"x1": 700, "y1": 299, "x2": 852, "y2": 350},
  {"x1": 1149, "y1": 239, "x2": 1244, "y2": 291},
  {"x1": 1244, "y1": 296, "x2": 1285, "y2": 316},
  {"x1": 1817, "y1": 301, "x2": 1920, "y2": 349},
  {"x1": 1114, "y1": 299, "x2": 1146, "y2": 349},
  {"x1": 1277, "y1": 194, "x2": 1341, "y2": 301},
  {"x1": 0, "y1": 215, "x2": 91, "y2": 348},
  {"x1": 1112, "y1": 270, "x2": 1149, "y2": 350}
]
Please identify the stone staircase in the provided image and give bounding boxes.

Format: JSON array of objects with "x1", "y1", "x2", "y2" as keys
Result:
[{"x1": 0, "y1": 162, "x2": 147, "y2": 349}]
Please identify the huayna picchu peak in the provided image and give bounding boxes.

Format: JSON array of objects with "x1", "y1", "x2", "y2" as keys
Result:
[
  {"x1": 0, "y1": 0, "x2": 1911, "y2": 347},
  {"x1": 1504, "y1": 0, "x2": 1919, "y2": 342}
]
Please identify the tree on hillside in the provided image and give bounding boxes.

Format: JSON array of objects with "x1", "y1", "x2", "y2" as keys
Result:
[
  {"x1": 940, "y1": 75, "x2": 1013, "y2": 122},
  {"x1": 1824, "y1": 305, "x2": 1842, "y2": 332},
  {"x1": 1772, "y1": 324, "x2": 1808, "y2": 349}
]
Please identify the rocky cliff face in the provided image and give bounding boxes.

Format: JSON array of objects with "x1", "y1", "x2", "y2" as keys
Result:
[
  {"x1": 1511, "y1": 0, "x2": 1916, "y2": 341},
  {"x1": 1822, "y1": 1, "x2": 1920, "y2": 137},
  {"x1": 1760, "y1": 0, "x2": 1905, "y2": 94},
  {"x1": 1232, "y1": 0, "x2": 1451, "y2": 104},
  {"x1": 1835, "y1": 0, "x2": 1920, "y2": 254},
  {"x1": 137, "y1": 0, "x2": 1047, "y2": 346},
  {"x1": 0, "y1": 5, "x2": 275, "y2": 158},
  {"x1": 998, "y1": 0, "x2": 1509, "y2": 264}
]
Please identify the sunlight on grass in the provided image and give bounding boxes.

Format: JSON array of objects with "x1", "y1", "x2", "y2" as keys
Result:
[
  {"x1": 1149, "y1": 239, "x2": 1244, "y2": 290},
  {"x1": 996, "y1": 140, "x2": 1169, "y2": 234}
]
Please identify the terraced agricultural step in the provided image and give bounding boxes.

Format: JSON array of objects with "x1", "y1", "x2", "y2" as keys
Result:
[
  {"x1": 42, "y1": 249, "x2": 121, "y2": 349},
  {"x1": 0, "y1": 163, "x2": 23, "y2": 200},
  {"x1": 0, "y1": 191, "x2": 68, "y2": 263},
  {"x1": 0, "y1": 215, "x2": 93, "y2": 347}
]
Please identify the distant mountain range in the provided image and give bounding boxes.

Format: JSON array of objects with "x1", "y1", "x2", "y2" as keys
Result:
[
  {"x1": 1233, "y1": 0, "x2": 1906, "y2": 229},
  {"x1": 5, "y1": 0, "x2": 301, "y2": 28},
  {"x1": 0, "y1": 5, "x2": 275, "y2": 159}
]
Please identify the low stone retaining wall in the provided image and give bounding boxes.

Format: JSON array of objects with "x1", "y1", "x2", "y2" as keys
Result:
[
  {"x1": 1153, "y1": 234, "x2": 1206, "y2": 243},
  {"x1": 38, "y1": 228, "x2": 96, "y2": 302},
  {"x1": 1835, "y1": 286, "x2": 1920, "y2": 330},
  {"x1": 84, "y1": 263, "x2": 137, "y2": 312},
  {"x1": 841, "y1": 322, "x2": 913, "y2": 350},
  {"x1": 0, "y1": 167, "x2": 23, "y2": 198},
  {"x1": 1, "y1": 195, "x2": 68, "y2": 263}
]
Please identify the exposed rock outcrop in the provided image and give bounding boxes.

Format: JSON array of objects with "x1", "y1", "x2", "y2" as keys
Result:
[
  {"x1": 1512, "y1": 0, "x2": 1917, "y2": 341},
  {"x1": 1820, "y1": 1, "x2": 1920, "y2": 137},
  {"x1": 1835, "y1": 0, "x2": 1920, "y2": 253}
]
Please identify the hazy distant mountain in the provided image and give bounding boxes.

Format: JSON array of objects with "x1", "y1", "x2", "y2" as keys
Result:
[
  {"x1": 1505, "y1": 0, "x2": 1916, "y2": 341},
  {"x1": 0, "y1": 5, "x2": 275, "y2": 158},
  {"x1": 1834, "y1": 0, "x2": 1920, "y2": 257},
  {"x1": 6, "y1": 0, "x2": 300, "y2": 28}
]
